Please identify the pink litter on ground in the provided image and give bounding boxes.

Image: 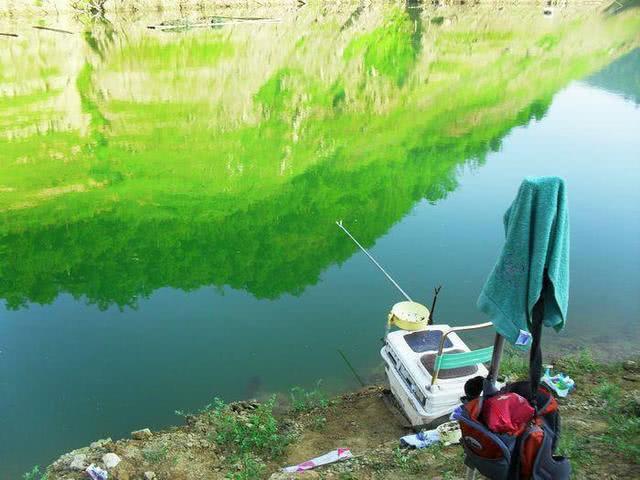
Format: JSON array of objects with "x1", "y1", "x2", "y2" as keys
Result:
[{"x1": 282, "y1": 448, "x2": 353, "y2": 473}]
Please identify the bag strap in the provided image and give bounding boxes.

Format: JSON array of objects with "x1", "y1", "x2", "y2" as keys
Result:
[
  {"x1": 507, "y1": 430, "x2": 524, "y2": 479},
  {"x1": 528, "y1": 273, "x2": 550, "y2": 409}
]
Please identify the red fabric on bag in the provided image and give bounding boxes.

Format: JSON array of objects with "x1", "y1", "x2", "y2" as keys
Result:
[
  {"x1": 460, "y1": 398, "x2": 505, "y2": 459},
  {"x1": 521, "y1": 419, "x2": 545, "y2": 479},
  {"x1": 482, "y1": 392, "x2": 535, "y2": 435}
]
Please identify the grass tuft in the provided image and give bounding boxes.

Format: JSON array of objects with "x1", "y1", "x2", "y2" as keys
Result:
[
  {"x1": 209, "y1": 396, "x2": 291, "y2": 457},
  {"x1": 142, "y1": 443, "x2": 169, "y2": 463},
  {"x1": 22, "y1": 466, "x2": 47, "y2": 480},
  {"x1": 392, "y1": 447, "x2": 422, "y2": 473},
  {"x1": 554, "y1": 348, "x2": 598, "y2": 376},
  {"x1": 499, "y1": 346, "x2": 529, "y2": 380},
  {"x1": 225, "y1": 453, "x2": 266, "y2": 480},
  {"x1": 290, "y1": 382, "x2": 329, "y2": 413}
]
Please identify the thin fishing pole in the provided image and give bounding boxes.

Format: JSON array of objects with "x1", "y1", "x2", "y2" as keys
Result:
[
  {"x1": 337, "y1": 349, "x2": 366, "y2": 388},
  {"x1": 336, "y1": 220, "x2": 413, "y2": 302}
]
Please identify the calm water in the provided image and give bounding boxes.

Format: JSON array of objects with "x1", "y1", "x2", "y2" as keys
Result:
[{"x1": 1, "y1": 4, "x2": 639, "y2": 477}]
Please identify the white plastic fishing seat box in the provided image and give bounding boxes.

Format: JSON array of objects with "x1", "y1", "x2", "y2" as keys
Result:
[{"x1": 381, "y1": 325, "x2": 489, "y2": 428}]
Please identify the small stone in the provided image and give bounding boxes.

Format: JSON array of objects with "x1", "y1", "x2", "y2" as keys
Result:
[
  {"x1": 90, "y1": 438, "x2": 113, "y2": 449},
  {"x1": 230, "y1": 399, "x2": 259, "y2": 412},
  {"x1": 623, "y1": 374, "x2": 640, "y2": 383},
  {"x1": 144, "y1": 472, "x2": 156, "y2": 480},
  {"x1": 131, "y1": 428, "x2": 152, "y2": 440},
  {"x1": 69, "y1": 454, "x2": 87, "y2": 470},
  {"x1": 102, "y1": 452, "x2": 121, "y2": 469},
  {"x1": 623, "y1": 360, "x2": 639, "y2": 372}
]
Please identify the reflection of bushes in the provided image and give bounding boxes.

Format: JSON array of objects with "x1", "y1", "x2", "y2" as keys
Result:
[
  {"x1": 1, "y1": 7, "x2": 638, "y2": 310},
  {"x1": 0, "y1": 144, "x2": 460, "y2": 309},
  {"x1": 255, "y1": 68, "x2": 297, "y2": 112},
  {"x1": 0, "y1": 92, "x2": 565, "y2": 311},
  {"x1": 344, "y1": 8, "x2": 418, "y2": 85},
  {"x1": 71, "y1": 0, "x2": 106, "y2": 15}
]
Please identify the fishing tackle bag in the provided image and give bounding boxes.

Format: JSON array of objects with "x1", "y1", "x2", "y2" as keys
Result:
[
  {"x1": 457, "y1": 383, "x2": 571, "y2": 480},
  {"x1": 458, "y1": 273, "x2": 571, "y2": 479}
]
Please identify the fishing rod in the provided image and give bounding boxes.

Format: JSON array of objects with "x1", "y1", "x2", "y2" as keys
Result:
[{"x1": 335, "y1": 220, "x2": 413, "y2": 302}]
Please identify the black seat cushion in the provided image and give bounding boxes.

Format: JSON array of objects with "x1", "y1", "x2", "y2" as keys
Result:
[
  {"x1": 404, "y1": 329, "x2": 454, "y2": 353},
  {"x1": 420, "y1": 349, "x2": 479, "y2": 379}
]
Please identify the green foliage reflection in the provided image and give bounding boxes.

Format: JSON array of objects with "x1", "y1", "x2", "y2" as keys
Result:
[{"x1": 0, "y1": 6, "x2": 638, "y2": 310}]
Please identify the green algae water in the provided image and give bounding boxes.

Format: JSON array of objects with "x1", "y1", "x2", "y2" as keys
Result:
[{"x1": 1, "y1": 3, "x2": 639, "y2": 476}]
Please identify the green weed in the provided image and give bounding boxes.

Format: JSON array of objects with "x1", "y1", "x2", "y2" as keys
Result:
[
  {"x1": 311, "y1": 415, "x2": 327, "y2": 431},
  {"x1": 142, "y1": 443, "x2": 169, "y2": 463},
  {"x1": 338, "y1": 473, "x2": 358, "y2": 480},
  {"x1": 290, "y1": 382, "x2": 329, "y2": 412},
  {"x1": 603, "y1": 414, "x2": 640, "y2": 462},
  {"x1": 209, "y1": 396, "x2": 290, "y2": 457},
  {"x1": 500, "y1": 346, "x2": 529, "y2": 379},
  {"x1": 598, "y1": 391, "x2": 640, "y2": 462},
  {"x1": 226, "y1": 453, "x2": 266, "y2": 480},
  {"x1": 554, "y1": 348, "x2": 598, "y2": 376},
  {"x1": 557, "y1": 428, "x2": 592, "y2": 471},
  {"x1": 392, "y1": 447, "x2": 422, "y2": 473},
  {"x1": 22, "y1": 466, "x2": 47, "y2": 480},
  {"x1": 594, "y1": 381, "x2": 622, "y2": 407}
]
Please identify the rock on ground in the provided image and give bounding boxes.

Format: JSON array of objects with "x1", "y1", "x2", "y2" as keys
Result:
[
  {"x1": 131, "y1": 428, "x2": 153, "y2": 440},
  {"x1": 102, "y1": 452, "x2": 121, "y2": 469},
  {"x1": 69, "y1": 454, "x2": 87, "y2": 470}
]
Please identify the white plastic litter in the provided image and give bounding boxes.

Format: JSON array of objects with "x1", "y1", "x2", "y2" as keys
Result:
[
  {"x1": 541, "y1": 367, "x2": 575, "y2": 397},
  {"x1": 86, "y1": 464, "x2": 108, "y2": 480},
  {"x1": 400, "y1": 429, "x2": 439, "y2": 448},
  {"x1": 282, "y1": 448, "x2": 352, "y2": 473},
  {"x1": 400, "y1": 421, "x2": 461, "y2": 449},
  {"x1": 437, "y1": 421, "x2": 462, "y2": 445}
]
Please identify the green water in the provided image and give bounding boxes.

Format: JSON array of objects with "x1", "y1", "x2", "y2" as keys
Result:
[{"x1": 1, "y1": 3, "x2": 639, "y2": 476}]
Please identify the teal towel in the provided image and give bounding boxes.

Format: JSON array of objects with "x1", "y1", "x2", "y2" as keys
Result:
[{"x1": 477, "y1": 177, "x2": 569, "y2": 345}]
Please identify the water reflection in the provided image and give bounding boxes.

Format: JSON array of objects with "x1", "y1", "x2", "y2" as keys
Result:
[
  {"x1": 587, "y1": 48, "x2": 640, "y2": 104},
  {"x1": 1, "y1": 5, "x2": 639, "y2": 312},
  {"x1": 1, "y1": 5, "x2": 640, "y2": 478}
]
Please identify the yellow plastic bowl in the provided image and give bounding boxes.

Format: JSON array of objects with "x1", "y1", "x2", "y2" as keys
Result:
[{"x1": 388, "y1": 301, "x2": 430, "y2": 331}]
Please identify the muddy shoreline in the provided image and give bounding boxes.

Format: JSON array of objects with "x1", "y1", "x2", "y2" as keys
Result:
[{"x1": 38, "y1": 352, "x2": 640, "y2": 480}]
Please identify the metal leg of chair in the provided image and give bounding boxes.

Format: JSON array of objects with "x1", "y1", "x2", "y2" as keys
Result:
[{"x1": 465, "y1": 466, "x2": 477, "y2": 480}]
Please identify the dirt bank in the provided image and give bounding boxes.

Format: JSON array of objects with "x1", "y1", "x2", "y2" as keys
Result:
[{"x1": 40, "y1": 352, "x2": 640, "y2": 480}]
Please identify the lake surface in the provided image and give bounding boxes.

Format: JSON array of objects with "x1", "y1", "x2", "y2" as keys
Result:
[{"x1": 1, "y1": 3, "x2": 639, "y2": 477}]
